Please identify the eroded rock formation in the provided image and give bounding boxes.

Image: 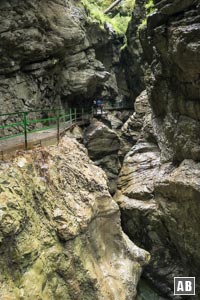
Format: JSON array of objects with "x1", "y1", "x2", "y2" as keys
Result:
[
  {"x1": 119, "y1": 90, "x2": 155, "y2": 157},
  {"x1": 0, "y1": 0, "x2": 128, "y2": 115},
  {"x1": 116, "y1": 0, "x2": 200, "y2": 299},
  {"x1": 0, "y1": 137, "x2": 150, "y2": 300},
  {"x1": 142, "y1": 0, "x2": 200, "y2": 163},
  {"x1": 84, "y1": 119, "x2": 121, "y2": 194}
]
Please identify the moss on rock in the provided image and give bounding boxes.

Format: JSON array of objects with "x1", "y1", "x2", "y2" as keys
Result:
[{"x1": 0, "y1": 137, "x2": 149, "y2": 300}]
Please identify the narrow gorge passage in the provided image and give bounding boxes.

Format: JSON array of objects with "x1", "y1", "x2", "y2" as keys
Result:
[{"x1": 0, "y1": 0, "x2": 200, "y2": 300}]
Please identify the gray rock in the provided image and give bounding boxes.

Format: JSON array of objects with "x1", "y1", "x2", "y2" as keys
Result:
[
  {"x1": 84, "y1": 120, "x2": 120, "y2": 160},
  {"x1": 120, "y1": 1, "x2": 200, "y2": 298},
  {"x1": 0, "y1": 0, "x2": 128, "y2": 133},
  {"x1": 115, "y1": 147, "x2": 200, "y2": 298},
  {"x1": 117, "y1": 142, "x2": 160, "y2": 201},
  {"x1": 119, "y1": 90, "x2": 155, "y2": 157},
  {"x1": 142, "y1": 0, "x2": 200, "y2": 162},
  {"x1": 0, "y1": 137, "x2": 150, "y2": 300},
  {"x1": 84, "y1": 119, "x2": 120, "y2": 194}
]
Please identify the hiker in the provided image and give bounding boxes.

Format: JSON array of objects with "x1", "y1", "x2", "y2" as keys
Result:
[
  {"x1": 93, "y1": 99, "x2": 97, "y2": 113},
  {"x1": 97, "y1": 98, "x2": 103, "y2": 113}
]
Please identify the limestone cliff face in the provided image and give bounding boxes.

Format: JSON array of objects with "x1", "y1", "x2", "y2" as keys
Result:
[
  {"x1": 0, "y1": 0, "x2": 127, "y2": 115},
  {"x1": 0, "y1": 137, "x2": 149, "y2": 300},
  {"x1": 142, "y1": 0, "x2": 200, "y2": 162},
  {"x1": 116, "y1": 0, "x2": 200, "y2": 299}
]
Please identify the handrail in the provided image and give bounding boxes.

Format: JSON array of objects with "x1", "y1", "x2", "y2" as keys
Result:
[
  {"x1": 0, "y1": 104, "x2": 133, "y2": 152},
  {"x1": 0, "y1": 107, "x2": 92, "y2": 150}
]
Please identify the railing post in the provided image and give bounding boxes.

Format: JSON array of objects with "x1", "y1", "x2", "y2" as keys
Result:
[
  {"x1": 74, "y1": 108, "x2": 77, "y2": 124},
  {"x1": 56, "y1": 110, "x2": 60, "y2": 144},
  {"x1": 69, "y1": 108, "x2": 72, "y2": 125},
  {"x1": 63, "y1": 109, "x2": 66, "y2": 128},
  {"x1": 82, "y1": 107, "x2": 84, "y2": 122},
  {"x1": 23, "y1": 112, "x2": 28, "y2": 150}
]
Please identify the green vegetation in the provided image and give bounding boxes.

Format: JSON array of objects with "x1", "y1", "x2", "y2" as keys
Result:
[
  {"x1": 138, "y1": 18, "x2": 147, "y2": 31},
  {"x1": 80, "y1": 0, "x2": 135, "y2": 35},
  {"x1": 145, "y1": 0, "x2": 155, "y2": 15},
  {"x1": 138, "y1": 0, "x2": 155, "y2": 32}
]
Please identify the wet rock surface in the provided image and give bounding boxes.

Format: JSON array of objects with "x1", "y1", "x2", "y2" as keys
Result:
[
  {"x1": 0, "y1": 0, "x2": 128, "y2": 118},
  {"x1": 117, "y1": 1, "x2": 200, "y2": 299},
  {"x1": 142, "y1": 0, "x2": 200, "y2": 162},
  {"x1": 0, "y1": 137, "x2": 150, "y2": 300},
  {"x1": 119, "y1": 90, "x2": 155, "y2": 157},
  {"x1": 115, "y1": 145, "x2": 200, "y2": 299},
  {"x1": 84, "y1": 119, "x2": 121, "y2": 194},
  {"x1": 116, "y1": 158, "x2": 200, "y2": 299}
]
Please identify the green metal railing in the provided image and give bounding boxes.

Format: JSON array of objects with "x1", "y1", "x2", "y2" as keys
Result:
[
  {"x1": 0, "y1": 107, "x2": 92, "y2": 150},
  {"x1": 0, "y1": 104, "x2": 133, "y2": 152}
]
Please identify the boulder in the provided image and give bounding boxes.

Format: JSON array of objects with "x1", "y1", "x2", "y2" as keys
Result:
[
  {"x1": 117, "y1": 142, "x2": 160, "y2": 201},
  {"x1": 84, "y1": 120, "x2": 120, "y2": 159},
  {"x1": 119, "y1": 90, "x2": 155, "y2": 157},
  {"x1": 84, "y1": 119, "x2": 121, "y2": 194}
]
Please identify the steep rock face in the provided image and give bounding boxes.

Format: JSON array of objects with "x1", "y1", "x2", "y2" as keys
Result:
[
  {"x1": 0, "y1": 0, "x2": 127, "y2": 116},
  {"x1": 116, "y1": 0, "x2": 200, "y2": 298},
  {"x1": 116, "y1": 157, "x2": 200, "y2": 299},
  {"x1": 0, "y1": 0, "x2": 92, "y2": 110},
  {"x1": 0, "y1": 137, "x2": 150, "y2": 300},
  {"x1": 142, "y1": 0, "x2": 200, "y2": 162}
]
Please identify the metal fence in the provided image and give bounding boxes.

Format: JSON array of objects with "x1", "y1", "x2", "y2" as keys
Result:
[
  {"x1": 0, "y1": 104, "x2": 133, "y2": 152},
  {"x1": 0, "y1": 107, "x2": 92, "y2": 150}
]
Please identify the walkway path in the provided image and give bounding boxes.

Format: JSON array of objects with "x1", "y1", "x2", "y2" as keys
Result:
[
  {"x1": 0, "y1": 116, "x2": 89, "y2": 161},
  {"x1": 0, "y1": 127, "x2": 59, "y2": 159},
  {"x1": 0, "y1": 105, "x2": 133, "y2": 160}
]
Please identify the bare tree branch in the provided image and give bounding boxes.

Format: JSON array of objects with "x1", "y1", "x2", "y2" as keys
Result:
[{"x1": 104, "y1": 0, "x2": 123, "y2": 14}]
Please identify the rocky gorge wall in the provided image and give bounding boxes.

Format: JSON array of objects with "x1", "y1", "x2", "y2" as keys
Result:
[
  {"x1": 115, "y1": 0, "x2": 200, "y2": 299},
  {"x1": 0, "y1": 137, "x2": 150, "y2": 300},
  {"x1": 0, "y1": 0, "x2": 129, "y2": 117}
]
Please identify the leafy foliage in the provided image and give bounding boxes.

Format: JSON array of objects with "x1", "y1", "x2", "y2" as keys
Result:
[
  {"x1": 80, "y1": 0, "x2": 135, "y2": 35},
  {"x1": 138, "y1": 0, "x2": 155, "y2": 32},
  {"x1": 145, "y1": 0, "x2": 155, "y2": 14}
]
